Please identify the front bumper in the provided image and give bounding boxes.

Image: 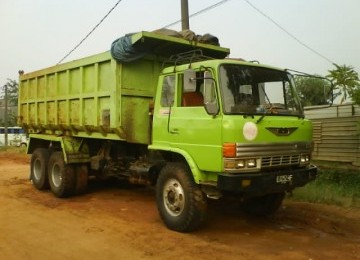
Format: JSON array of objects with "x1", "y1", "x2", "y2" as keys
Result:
[{"x1": 217, "y1": 165, "x2": 317, "y2": 196}]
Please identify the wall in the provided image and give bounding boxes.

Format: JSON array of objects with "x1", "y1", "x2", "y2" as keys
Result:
[{"x1": 305, "y1": 103, "x2": 360, "y2": 166}]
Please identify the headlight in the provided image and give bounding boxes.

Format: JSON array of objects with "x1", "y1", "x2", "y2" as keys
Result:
[
  {"x1": 300, "y1": 154, "x2": 310, "y2": 164},
  {"x1": 236, "y1": 160, "x2": 245, "y2": 168},
  {"x1": 224, "y1": 158, "x2": 258, "y2": 172},
  {"x1": 247, "y1": 159, "x2": 256, "y2": 168}
]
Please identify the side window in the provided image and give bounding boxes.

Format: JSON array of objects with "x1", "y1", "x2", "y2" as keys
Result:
[{"x1": 160, "y1": 75, "x2": 175, "y2": 107}]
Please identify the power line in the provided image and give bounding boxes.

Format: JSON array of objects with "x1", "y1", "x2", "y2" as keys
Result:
[
  {"x1": 163, "y1": 0, "x2": 232, "y2": 29},
  {"x1": 57, "y1": 0, "x2": 123, "y2": 64},
  {"x1": 244, "y1": 0, "x2": 335, "y2": 65},
  {"x1": 57, "y1": 0, "x2": 230, "y2": 64}
]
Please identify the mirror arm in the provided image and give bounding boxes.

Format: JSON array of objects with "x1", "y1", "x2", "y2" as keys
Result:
[{"x1": 285, "y1": 68, "x2": 335, "y2": 106}]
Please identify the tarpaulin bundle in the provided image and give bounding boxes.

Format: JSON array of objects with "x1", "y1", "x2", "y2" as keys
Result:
[
  {"x1": 153, "y1": 29, "x2": 220, "y2": 46},
  {"x1": 110, "y1": 30, "x2": 221, "y2": 63},
  {"x1": 110, "y1": 34, "x2": 147, "y2": 63}
]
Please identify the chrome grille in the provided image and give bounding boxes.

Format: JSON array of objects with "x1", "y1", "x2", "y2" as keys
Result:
[{"x1": 261, "y1": 154, "x2": 300, "y2": 167}]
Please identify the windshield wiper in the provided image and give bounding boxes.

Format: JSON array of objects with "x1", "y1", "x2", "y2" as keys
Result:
[
  {"x1": 255, "y1": 84, "x2": 273, "y2": 124},
  {"x1": 256, "y1": 114, "x2": 265, "y2": 124}
]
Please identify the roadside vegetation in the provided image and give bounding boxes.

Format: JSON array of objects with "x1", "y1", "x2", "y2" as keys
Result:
[
  {"x1": 0, "y1": 146, "x2": 29, "y2": 165},
  {"x1": 289, "y1": 161, "x2": 360, "y2": 208}
]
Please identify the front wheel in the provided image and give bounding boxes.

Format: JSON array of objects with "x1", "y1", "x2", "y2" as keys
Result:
[
  {"x1": 242, "y1": 192, "x2": 285, "y2": 217},
  {"x1": 156, "y1": 162, "x2": 207, "y2": 232},
  {"x1": 48, "y1": 152, "x2": 76, "y2": 198}
]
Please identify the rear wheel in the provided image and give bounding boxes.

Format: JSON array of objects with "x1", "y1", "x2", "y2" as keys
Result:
[
  {"x1": 30, "y1": 148, "x2": 50, "y2": 190},
  {"x1": 242, "y1": 192, "x2": 285, "y2": 217},
  {"x1": 156, "y1": 162, "x2": 207, "y2": 232},
  {"x1": 48, "y1": 152, "x2": 76, "y2": 198}
]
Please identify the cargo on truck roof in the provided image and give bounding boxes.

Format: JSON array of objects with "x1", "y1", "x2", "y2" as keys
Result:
[{"x1": 111, "y1": 30, "x2": 230, "y2": 63}]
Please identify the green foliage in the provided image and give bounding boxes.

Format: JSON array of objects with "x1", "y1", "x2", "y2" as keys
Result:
[
  {"x1": 294, "y1": 76, "x2": 332, "y2": 106},
  {"x1": 1, "y1": 79, "x2": 19, "y2": 106},
  {"x1": 351, "y1": 87, "x2": 360, "y2": 105},
  {"x1": 290, "y1": 168, "x2": 360, "y2": 207},
  {"x1": 0, "y1": 145, "x2": 27, "y2": 153},
  {"x1": 0, "y1": 79, "x2": 19, "y2": 127},
  {"x1": 327, "y1": 64, "x2": 360, "y2": 104},
  {"x1": 0, "y1": 112, "x2": 17, "y2": 126},
  {"x1": 317, "y1": 169, "x2": 360, "y2": 194}
]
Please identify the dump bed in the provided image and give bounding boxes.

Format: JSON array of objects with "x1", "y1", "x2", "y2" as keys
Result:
[{"x1": 19, "y1": 31, "x2": 229, "y2": 144}]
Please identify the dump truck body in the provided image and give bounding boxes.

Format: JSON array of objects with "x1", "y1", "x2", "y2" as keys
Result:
[
  {"x1": 19, "y1": 32, "x2": 229, "y2": 146},
  {"x1": 19, "y1": 51, "x2": 157, "y2": 144}
]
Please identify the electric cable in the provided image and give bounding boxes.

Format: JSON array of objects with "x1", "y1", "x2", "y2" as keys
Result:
[
  {"x1": 57, "y1": 0, "x2": 122, "y2": 64},
  {"x1": 244, "y1": 0, "x2": 335, "y2": 65},
  {"x1": 162, "y1": 0, "x2": 232, "y2": 29}
]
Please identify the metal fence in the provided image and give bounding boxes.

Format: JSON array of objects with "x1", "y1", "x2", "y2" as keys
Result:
[{"x1": 305, "y1": 103, "x2": 360, "y2": 166}]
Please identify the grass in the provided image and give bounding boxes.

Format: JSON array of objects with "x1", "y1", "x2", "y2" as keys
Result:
[
  {"x1": 290, "y1": 162, "x2": 360, "y2": 208},
  {"x1": 0, "y1": 145, "x2": 27, "y2": 154}
]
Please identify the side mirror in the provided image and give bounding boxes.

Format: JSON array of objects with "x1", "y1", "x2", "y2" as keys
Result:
[
  {"x1": 183, "y1": 69, "x2": 196, "y2": 92},
  {"x1": 203, "y1": 71, "x2": 219, "y2": 115}
]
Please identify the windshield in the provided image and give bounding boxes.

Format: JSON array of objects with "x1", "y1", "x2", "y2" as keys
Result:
[{"x1": 219, "y1": 64, "x2": 303, "y2": 116}]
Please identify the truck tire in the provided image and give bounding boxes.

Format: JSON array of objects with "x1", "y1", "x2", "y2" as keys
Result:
[
  {"x1": 30, "y1": 148, "x2": 50, "y2": 190},
  {"x1": 242, "y1": 192, "x2": 285, "y2": 217},
  {"x1": 48, "y1": 152, "x2": 76, "y2": 198},
  {"x1": 156, "y1": 162, "x2": 207, "y2": 232},
  {"x1": 75, "y1": 164, "x2": 88, "y2": 195}
]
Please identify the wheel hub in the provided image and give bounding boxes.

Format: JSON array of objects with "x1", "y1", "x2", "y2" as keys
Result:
[
  {"x1": 33, "y1": 159, "x2": 42, "y2": 181},
  {"x1": 51, "y1": 164, "x2": 62, "y2": 188},
  {"x1": 163, "y1": 179, "x2": 185, "y2": 217}
]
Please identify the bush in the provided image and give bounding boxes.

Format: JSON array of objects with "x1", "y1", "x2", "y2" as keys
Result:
[{"x1": 290, "y1": 166, "x2": 360, "y2": 208}]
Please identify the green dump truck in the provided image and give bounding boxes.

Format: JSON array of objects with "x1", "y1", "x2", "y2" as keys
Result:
[{"x1": 19, "y1": 31, "x2": 317, "y2": 232}]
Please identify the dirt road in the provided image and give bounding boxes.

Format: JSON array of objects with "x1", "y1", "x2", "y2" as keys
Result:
[{"x1": 0, "y1": 151, "x2": 359, "y2": 260}]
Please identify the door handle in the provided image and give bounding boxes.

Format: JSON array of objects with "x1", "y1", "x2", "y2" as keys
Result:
[{"x1": 170, "y1": 128, "x2": 179, "y2": 134}]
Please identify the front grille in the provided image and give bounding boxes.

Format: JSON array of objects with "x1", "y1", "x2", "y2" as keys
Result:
[{"x1": 261, "y1": 154, "x2": 300, "y2": 167}]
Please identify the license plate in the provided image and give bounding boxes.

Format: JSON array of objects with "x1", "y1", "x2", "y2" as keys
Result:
[{"x1": 276, "y1": 174, "x2": 293, "y2": 184}]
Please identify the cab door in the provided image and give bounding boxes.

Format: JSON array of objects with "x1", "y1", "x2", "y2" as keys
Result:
[{"x1": 168, "y1": 70, "x2": 223, "y2": 172}]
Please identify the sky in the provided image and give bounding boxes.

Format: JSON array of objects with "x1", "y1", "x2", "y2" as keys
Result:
[{"x1": 0, "y1": 0, "x2": 359, "y2": 87}]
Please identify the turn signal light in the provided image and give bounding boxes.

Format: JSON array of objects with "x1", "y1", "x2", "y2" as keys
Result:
[{"x1": 223, "y1": 143, "x2": 236, "y2": 158}]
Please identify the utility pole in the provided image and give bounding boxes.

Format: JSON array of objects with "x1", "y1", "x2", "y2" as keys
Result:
[
  {"x1": 4, "y1": 83, "x2": 8, "y2": 146},
  {"x1": 181, "y1": 0, "x2": 190, "y2": 30}
]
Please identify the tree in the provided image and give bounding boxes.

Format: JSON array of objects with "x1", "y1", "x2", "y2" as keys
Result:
[
  {"x1": 1, "y1": 79, "x2": 19, "y2": 106},
  {"x1": 294, "y1": 76, "x2": 332, "y2": 106},
  {"x1": 1, "y1": 79, "x2": 19, "y2": 126},
  {"x1": 0, "y1": 113, "x2": 17, "y2": 126},
  {"x1": 327, "y1": 64, "x2": 360, "y2": 104}
]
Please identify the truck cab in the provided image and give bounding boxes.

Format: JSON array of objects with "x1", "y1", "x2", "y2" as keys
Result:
[{"x1": 151, "y1": 57, "x2": 317, "y2": 230}]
